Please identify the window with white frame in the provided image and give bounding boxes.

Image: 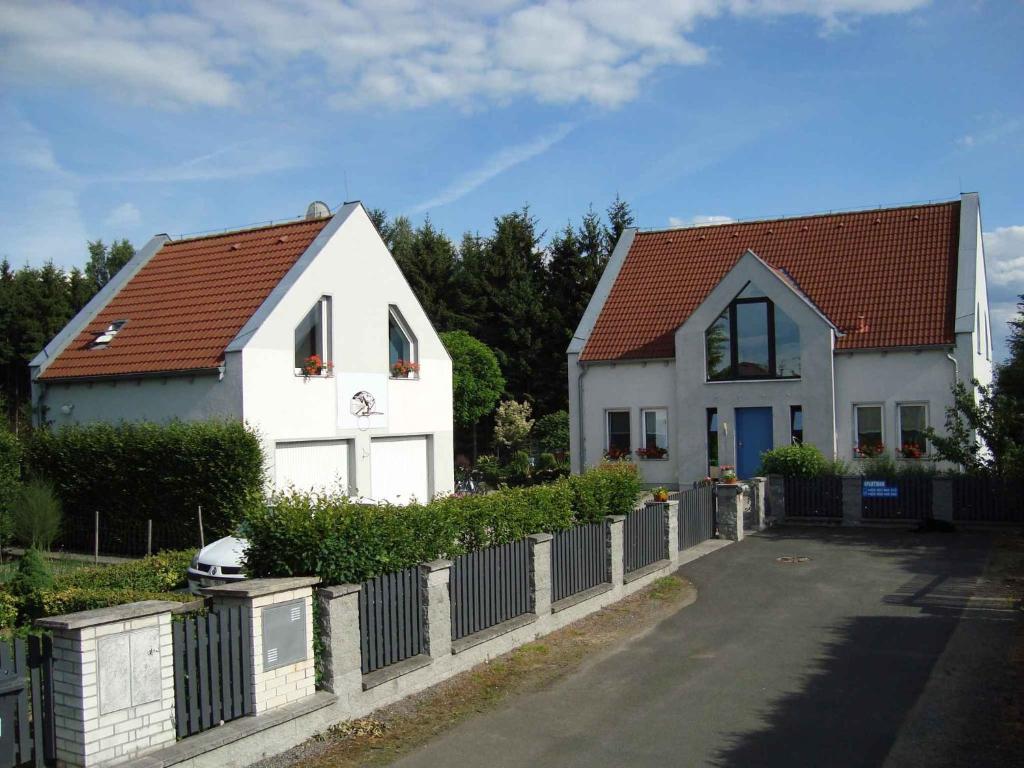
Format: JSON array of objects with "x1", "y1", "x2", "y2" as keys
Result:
[
  {"x1": 854, "y1": 404, "x2": 884, "y2": 458},
  {"x1": 294, "y1": 297, "x2": 332, "y2": 374},
  {"x1": 388, "y1": 306, "x2": 418, "y2": 378},
  {"x1": 639, "y1": 408, "x2": 669, "y2": 459},
  {"x1": 606, "y1": 410, "x2": 631, "y2": 459},
  {"x1": 898, "y1": 403, "x2": 928, "y2": 459}
]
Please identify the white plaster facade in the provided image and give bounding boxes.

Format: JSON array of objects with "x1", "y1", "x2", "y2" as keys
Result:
[
  {"x1": 31, "y1": 203, "x2": 454, "y2": 503},
  {"x1": 569, "y1": 193, "x2": 993, "y2": 488}
]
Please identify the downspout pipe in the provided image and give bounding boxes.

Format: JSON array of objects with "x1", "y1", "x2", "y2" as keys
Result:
[
  {"x1": 577, "y1": 360, "x2": 588, "y2": 471},
  {"x1": 946, "y1": 351, "x2": 959, "y2": 385}
]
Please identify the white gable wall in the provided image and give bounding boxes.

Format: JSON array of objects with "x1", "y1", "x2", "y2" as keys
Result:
[{"x1": 239, "y1": 205, "x2": 454, "y2": 500}]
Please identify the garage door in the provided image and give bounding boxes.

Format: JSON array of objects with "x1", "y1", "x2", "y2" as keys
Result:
[
  {"x1": 371, "y1": 436, "x2": 430, "y2": 505},
  {"x1": 275, "y1": 440, "x2": 351, "y2": 495}
]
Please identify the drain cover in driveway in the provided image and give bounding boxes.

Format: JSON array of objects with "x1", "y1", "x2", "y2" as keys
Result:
[{"x1": 776, "y1": 556, "x2": 812, "y2": 564}]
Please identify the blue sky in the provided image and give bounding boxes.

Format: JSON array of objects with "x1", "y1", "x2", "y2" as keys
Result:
[{"x1": 1, "y1": 0, "x2": 1021, "y2": 357}]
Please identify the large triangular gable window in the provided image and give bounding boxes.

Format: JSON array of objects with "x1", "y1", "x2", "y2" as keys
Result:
[
  {"x1": 705, "y1": 282, "x2": 800, "y2": 381},
  {"x1": 294, "y1": 296, "x2": 332, "y2": 375}
]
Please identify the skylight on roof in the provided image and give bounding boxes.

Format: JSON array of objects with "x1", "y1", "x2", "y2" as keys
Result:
[{"x1": 91, "y1": 319, "x2": 127, "y2": 348}]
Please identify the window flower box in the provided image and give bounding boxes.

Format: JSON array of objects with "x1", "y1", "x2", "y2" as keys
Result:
[
  {"x1": 636, "y1": 446, "x2": 669, "y2": 460},
  {"x1": 603, "y1": 447, "x2": 632, "y2": 461},
  {"x1": 390, "y1": 359, "x2": 420, "y2": 379},
  {"x1": 300, "y1": 355, "x2": 333, "y2": 378}
]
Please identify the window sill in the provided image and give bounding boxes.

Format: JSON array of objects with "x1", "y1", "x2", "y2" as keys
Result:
[
  {"x1": 389, "y1": 374, "x2": 419, "y2": 381},
  {"x1": 637, "y1": 456, "x2": 670, "y2": 461},
  {"x1": 293, "y1": 370, "x2": 334, "y2": 379},
  {"x1": 705, "y1": 377, "x2": 801, "y2": 385}
]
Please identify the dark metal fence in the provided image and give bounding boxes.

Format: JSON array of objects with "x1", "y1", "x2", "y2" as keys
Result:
[
  {"x1": 551, "y1": 522, "x2": 609, "y2": 603},
  {"x1": 624, "y1": 502, "x2": 667, "y2": 574},
  {"x1": 172, "y1": 605, "x2": 253, "y2": 739},
  {"x1": 861, "y1": 476, "x2": 933, "y2": 520},
  {"x1": 952, "y1": 476, "x2": 1024, "y2": 523},
  {"x1": 678, "y1": 483, "x2": 716, "y2": 550},
  {"x1": 783, "y1": 476, "x2": 843, "y2": 518},
  {"x1": 358, "y1": 566, "x2": 425, "y2": 675},
  {"x1": 449, "y1": 539, "x2": 531, "y2": 641},
  {"x1": 0, "y1": 637, "x2": 54, "y2": 768}
]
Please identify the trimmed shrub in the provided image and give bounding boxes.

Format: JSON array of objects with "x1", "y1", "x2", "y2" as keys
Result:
[
  {"x1": 0, "y1": 427, "x2": 20, "y2": 548},
  {"x1": 36, "y1": 587, "x2": 194, "y2": 617},
  {"x1": 243, "y1": 466, "x2": 641, "y2": 585},
  {"x1": 0, "y1": 591, "x2": 19, "y2": 633},
  {"x1": 534, "y1": 411, "x2": 569, "y2": 455},
  {"x1": 25, "y1": 420, "x2": 264, "y2": 550},
  {"x1": 759, "y1": 444, "x2": 832, "y2": 477},
  {"x1": 9, "y1": 548, "x2": 54, "y2": 597},
  {"x1": 12, "y1": 480, "x2": 62, "y2": 550},
  {"x1": 55, "y1": 550, "x2": 194, "y2": 593}
]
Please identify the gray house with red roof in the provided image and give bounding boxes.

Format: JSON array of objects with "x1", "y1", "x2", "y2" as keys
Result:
[{"x1": 568, "y1": 193, "x2": 993, "y2": 486}]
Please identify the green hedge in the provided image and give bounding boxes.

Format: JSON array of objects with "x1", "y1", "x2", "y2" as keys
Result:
[
  {"x1": 25, "y1": 420, "x2": 264, "y2": 546},
  {"x1": 243, "y1": 463, "x2": 643, "y2": 585},
  {"x1": 0, "y1": 428, "x2": 20, "y2": 546},
  {"x1": 760, "y1": 444, "x2": 848, "y2": 477},
  {"x1": 1, "y1": 550, "x2": 195, "y2": 631}
]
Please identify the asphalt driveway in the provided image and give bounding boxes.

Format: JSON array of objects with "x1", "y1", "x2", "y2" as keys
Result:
[{"x1": 392, "y1": 527, "x2": 1020, "y2": 768}]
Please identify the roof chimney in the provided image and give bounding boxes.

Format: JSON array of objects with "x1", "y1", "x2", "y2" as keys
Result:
[{"x1": 305, "y1": 201, "x2": 330, "y2": 220}]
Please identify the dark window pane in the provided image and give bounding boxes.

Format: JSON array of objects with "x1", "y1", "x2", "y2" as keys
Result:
[
  {"x1": 856, "y1": 406, "x2": 883, "y2": 455},
  {"x1": 389, "y1": 315, "x2": 410, "y2": 366},
  {"x1": 706, "y1": 312, "x2": 731, "y2": 380},
  {"x1": 774, "y1": 306, "x2": 801, "y2": 378},
  {"x1": 735, "y1": 301, "x2": 770, "y2": 376},
  {"x1": 607, "y1": 411, "x2": 631, "y2": 454},
  {"x1": 791, "y1": 406, "x2": 803, "y2": 445},
  {"x1": 295, "y1": 300, "x2": 323, "y2": 369},
  {"x1": 899, "y1": 405, "x2": 927, "y2": 458},
  {"x1": 707, "y1": 408, "x2": 719, "y2": 471},
  {"x1": 737, "y1": 282, "x2": 767, "y2": 299}
]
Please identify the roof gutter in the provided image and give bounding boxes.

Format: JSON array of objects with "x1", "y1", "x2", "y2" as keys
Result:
[{"x1": 37, "y1": 367, "x2": 222, "y2": 385}]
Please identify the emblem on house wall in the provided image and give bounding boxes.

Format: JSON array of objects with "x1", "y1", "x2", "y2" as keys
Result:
[{"x1": 336, "y1": 373, "x2": 388, "y2": 430}]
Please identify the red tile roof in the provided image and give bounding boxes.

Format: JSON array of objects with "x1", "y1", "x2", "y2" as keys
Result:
[
  {"x1": 580, "y1": 201, "x2": 960, "y2": 362},
  {"x1": 39, "y1": 217, "x2": 332, "y2": 380}
]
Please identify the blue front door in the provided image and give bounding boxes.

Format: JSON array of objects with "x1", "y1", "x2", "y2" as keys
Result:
[{"x1": 735, "y1": 407, "x2": 773, "y2": 479}]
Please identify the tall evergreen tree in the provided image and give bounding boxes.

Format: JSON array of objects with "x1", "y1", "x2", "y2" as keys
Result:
[{"x1": 605, "y1": 194, "x2": 635, "y2": 259}]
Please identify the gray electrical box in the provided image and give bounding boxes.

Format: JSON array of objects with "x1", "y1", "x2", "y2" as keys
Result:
[{"x1": 261, "y1": 599, "x2": 307, "y2": 671}]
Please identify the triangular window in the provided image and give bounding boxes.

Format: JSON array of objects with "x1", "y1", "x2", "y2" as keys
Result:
[
  {"x1": 705, "y1": 282, "x2": 801, "y2": 380},
  {"x1": 294, "y1": 296, "x2": 332, "y2": 374}
]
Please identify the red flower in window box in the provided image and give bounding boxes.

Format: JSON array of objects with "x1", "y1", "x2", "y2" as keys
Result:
[
  {"x1": 391, "y1": 359, "x2": 420, "y2": 378},
  {"x1": 855, "y1": 442, "x2": 885, "y2": 458},
  {"x1": 636, "y1": 446, "x2": 669, "y2": 459},
  {"x1": 603, "y1": 447, "x2": 632, "y2": 461},
  {"x1": 302, "y1": 355, "x2": 332, "y2": 377},
  {"x1": 899, "y1": 443, "x2": 923, "y2": 459}
]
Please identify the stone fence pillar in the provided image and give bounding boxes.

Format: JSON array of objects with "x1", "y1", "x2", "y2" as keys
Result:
[
  {"x1": 37, "y1": 601, "x2": 180, "y2": 767},
  {"x1": 528, "y1": 534, "x2": 553, "y2": 617},
  {"x1": 665, "y1": 501, "x2": 680, "y2": 565},
  {"x1": 716, "y1": 484, "x2": 744, "y2": 541},
  {"x1": 606, "y1": 515, "x2": 626, "y2": 589},
  {"x1": 842, "y1": 476, "x2": 863, "y2": 526},
  {"x1": 420, "y1": 560, "x2": 453, "y2": 659},
  {"x1": 749, "y1": 478, "x2": 767, "y2": 531},
  {"x1": 932, "y1": 476, "x2": 954, "y2": 523},
  {"x1": 201, "y1": 577, "x2": 319, "y2": 714},
  {"x1": 317, "y1": 584, "x2": 361, "y2": 701}
]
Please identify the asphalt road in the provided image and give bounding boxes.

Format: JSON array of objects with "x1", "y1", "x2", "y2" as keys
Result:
[{"x1": 392, "y1": 527, "x2": 1020, "y2": 768}]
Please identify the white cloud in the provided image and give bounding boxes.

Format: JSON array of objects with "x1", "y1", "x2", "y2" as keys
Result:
[
  {"x1": 669, "y1": 214, "x2": 736, "y2": 227},
  {"x1": 101, "y1": 142, "x2": 303, "y2": 183},
  {"x1": 411, "y1": 123, "x2": 575, "y2": 212},
  {"x1": 0, "y1": 0, "x2": 930, "y2": 110},
  {"x1": 985, "y1": 225, "x2": 1024, "y2": 288},
  {"x1": 956, "y1": 114, "x2": 1023, "y2": 149},
  {"x1": 104, "y1": 202, "x2": 141, "y2": 230}
]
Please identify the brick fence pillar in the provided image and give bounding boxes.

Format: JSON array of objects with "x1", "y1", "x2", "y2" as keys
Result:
[
  {"x1": 37, "y1": 601, "x2": 179, "y2": 767},
  {"x1": 419, "y1": 560, "x2": 453, "y2": 659},
  {"x1": 715, "y1": 484, "x2": 744, "y2": 541},
  {"x1": 202, "y1": 577, "x2": 319, "y2": 714},
  {"x1": 842, "y1": 476, "x2": 863, "y2": 526},
  {"x1": 932, "y1": 476, "x2": 954, "y2": 523},
  {"x1": 317, "y1": 584, "x2": 361, "y2": 700},
  {"x1": 528, "y1": 534, "x2": 553, "y2": 617}
]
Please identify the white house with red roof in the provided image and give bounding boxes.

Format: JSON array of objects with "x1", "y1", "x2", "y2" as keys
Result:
[
  {"x1": 569, "y1": 193, "x2": 993, "y2": 487},
  {"x1": 31, "y1": 201, "x2": 454, "y2": 504}
]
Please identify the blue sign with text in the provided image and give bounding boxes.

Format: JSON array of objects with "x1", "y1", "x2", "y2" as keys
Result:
[{"x1": 863, "y1": 480, "x2": 898, "y2": 498}]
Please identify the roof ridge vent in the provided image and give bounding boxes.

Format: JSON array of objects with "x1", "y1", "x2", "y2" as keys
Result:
[{"x1": 306, "y1": 201, "x2": 331, "y2": 220}]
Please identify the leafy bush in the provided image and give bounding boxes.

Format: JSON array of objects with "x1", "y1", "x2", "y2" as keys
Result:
[
  {"x1": 243, "y1": 466, "x2": 641, "y2": 585},
  {"x1": 534, "y1": 411, "x2": 569, "y2": 455},
  {"x1": 494, "y1": 400, "x2": 534, "y2": 453},
  {"x1": 759, "y1": 444, "x2": 832, "y2": 477},
  {"x1": 25, "y1": 420, "x2": 264, "y2": 548},
  {"x1": 505, "y1": 450, "x2": 533, "y2": 484},
  {"x1": 474, "y1": 455, "x2": 500, "y2": 485},
  {"x1": 0, "y1": 591, "x2": 18, "y2": 633},
  {"x1": 12, "y1": 480, "x2": 62, "y2": 550}
]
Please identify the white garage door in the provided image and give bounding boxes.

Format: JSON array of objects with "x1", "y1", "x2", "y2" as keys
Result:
[
  {"x1": 275, "y1": 440, "x2": 351, "y2": 495},
  {"x1": 371, "y1": 436, "x2": 430, "y2": 505}
]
